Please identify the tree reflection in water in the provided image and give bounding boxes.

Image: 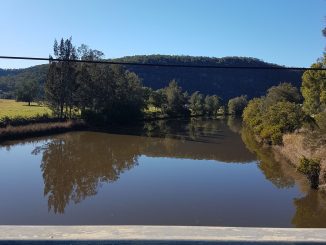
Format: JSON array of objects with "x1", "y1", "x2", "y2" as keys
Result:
[
  {"x1": 31, "y1": 118, "x2": 256, "y2": 214},
  {"x1": 32, "y1": 133, "x2": 140, "y2": 214},
  {"x1": 241, "y1": 126, "x2": 326, "y2": 228},
  {"x1": 28, "y1": 117, "x2": 326, "y2": 226},
  {"x1": 292, "y1": 190, "x2": 326, "y2": 227},
  {"x1": 240, "y1": 127, "x2": 296, "y2": 189},
  {"x1": 227, "y1": 116, "x2": 243, "y2": 134}
]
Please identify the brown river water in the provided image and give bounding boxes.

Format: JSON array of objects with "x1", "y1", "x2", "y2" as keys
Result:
[{"x1": 0, "y1": 117, "x2": 325, "y2": 227}]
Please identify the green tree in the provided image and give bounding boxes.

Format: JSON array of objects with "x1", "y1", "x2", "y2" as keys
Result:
[
  {"x1": 242, "y1": 97, "x2": 265, "y2": 132},
  {"x1": 204, "y1": 95, "x2": 220, "y2": 116},
  {"x1": 45, "y1": 38, "x2": 78, "y2": 118},
  {"x1": 75, "y1": 43, "x2": 105, "y2": 113},
  {"x1": 228, "y1": 95, "x2": 248, "y2": 116},
  {"x1": 15, "y1": 80, "x2": 39, "y2": 106},
  {"x1": 148, "y1": 89, "x2": 166, "y2": 110},
  {"x1": 77, "y1": 44, "x2": 104, "y2": 61},
  {"x1": 75, "y1": 64, "x2": 93, "y2": 113},
  {"x1": 189, "y1": 91, "x2": 204, "y2": 116},
  {"x1": 265, "y1": 82, "x2": 302, "y2": 107},
  {"x1": 243, "y1": 98, "x2": 303, "y2": 145},
  {"x1": 259, "y1": 101, "x2": 303, "y2": 145},
  {"x1": 143, "y1": 87, "x2": 153, "y2": 107},
  {"x1": 82, "y1": 64, "x2": 145, "y2": 123},
  {"x1": 301, "y1": 56, "x2": 326, "y2": 115},
  {"x1": 164, "y1": 80, "x2": 189, "y2": 116}
]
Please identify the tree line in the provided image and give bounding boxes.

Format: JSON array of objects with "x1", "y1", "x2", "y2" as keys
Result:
[
  {"x1": 44, "y1": 38, "x2": 147, "y2": 122},
  {"x1": 13, "y1": 36, "x2": 320, "y2": 126},
  {"x1": 10, "y1": 38, "x2": 270, "y2": 122},
  {"x1": 35, "y1": 38, "x2": 225, "y2": 123},
  {"x1": 145, "y1": 80, "x2": 221, "y2": 117}
]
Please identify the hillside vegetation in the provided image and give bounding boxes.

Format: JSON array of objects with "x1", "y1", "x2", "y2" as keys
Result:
[
  {"x1": 0, "y1": 65, "x2": 48, "y2": 99},
  {"x1": 0, "y1": 55, "x2": 302, "y2": 101}
]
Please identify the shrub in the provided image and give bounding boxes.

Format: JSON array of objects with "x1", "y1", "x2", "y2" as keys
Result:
[
  {"x1": 315, "y1": 110, "x2": 326, "y2": 133},
  {"x1": 260, "y1": 125, "x2": 283, "y2": 145},
  {"x1": 243, "y1": 100, "x2": 303, "y2": 145},
  {"x1": 242, "y1": 98, "x2": 264, "y2": 131}
]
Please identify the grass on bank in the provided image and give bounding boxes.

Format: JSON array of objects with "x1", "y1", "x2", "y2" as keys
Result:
[
  {"x1": 0, "y1": 99, "x2": 51, "y2": 119},
  {"x1": 0, "y1": 120, "x2": 86, "y2": 142}
]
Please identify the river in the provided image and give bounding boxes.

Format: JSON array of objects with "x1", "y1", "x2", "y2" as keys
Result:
[{"x1": 0, "y1": 117, "x2": 325, "y2": 227}]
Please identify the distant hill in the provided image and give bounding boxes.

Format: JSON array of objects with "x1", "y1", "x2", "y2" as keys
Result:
[
  {"x1": 117, "y1": 55, "x2": 303, "y2": 102},
  {"x1": 0, "y1": 55, "x2": 303, "y2": 101},
  {"x1": 0, "y1": 65, "x2": 48, "y2": 98},
  {"x1": 0, "y1": 68, "x2": 23, "y2": 77}
]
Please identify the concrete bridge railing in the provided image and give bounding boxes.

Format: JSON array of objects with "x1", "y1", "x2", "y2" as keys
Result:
[{"x1": 0, "y1": 226, "x2": 326, "y2": 244}]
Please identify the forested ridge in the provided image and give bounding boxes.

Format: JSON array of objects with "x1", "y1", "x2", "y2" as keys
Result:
[
  {"x1": 0, "y1": 65, "x2": 48, "y2": 99},
  {"x1": 0, "y1": 68, "x2": 22, "y2": 77},
  {"x1": 0, "y1": 55, "x2": 302, "y2": 101}
]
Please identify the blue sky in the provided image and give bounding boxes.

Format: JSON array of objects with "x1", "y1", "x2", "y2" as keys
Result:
[{"x1": 0, "y1": 0, "x2": 325, "y2": 68}]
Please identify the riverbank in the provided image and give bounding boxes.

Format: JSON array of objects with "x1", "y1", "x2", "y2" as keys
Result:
[
  {"x1": 0, "y1": 114, "x2": 222, "y2": 143},
  {"x1": 0, "y1": 120, "x2": 86, "y2": 143},
  {"x1": 273, "y1": 131, "x2": 326, "y2": 190}
]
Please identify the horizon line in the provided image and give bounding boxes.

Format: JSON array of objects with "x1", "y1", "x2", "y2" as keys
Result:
[{"x1": 0, "y1": 55, "x2": 325, "y2": 71}]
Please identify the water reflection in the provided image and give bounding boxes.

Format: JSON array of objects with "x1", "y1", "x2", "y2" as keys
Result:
[
  {"x1": 114, "y1": 118, "x2": 256, "y2": 162},
  {"x1": 227, "y1": 116, "x2": 243, "y2": 134},
  {"x1": 1, "y1": 117, "x2": 326, "y2": 227},
  {"x1": 240, "y1": 126, "x2": 326, "y2": 227},
  {"x1": 292, "y1": 190, "x2": 326, "y2": 227},
  {"x1": 32, "y1": 133, "x2": 139, "y2": 213},
  {"x1": 29, "y1": 118, "x2": 256, "y2": 213},
  {"x1": 240, "y1": 127, "x2": 296, "y2": 189}
]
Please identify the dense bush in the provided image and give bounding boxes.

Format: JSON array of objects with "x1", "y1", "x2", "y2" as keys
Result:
[
  {"x1": 243, "y1": 83, "x2": 304, "y2": 145},
  {"x1": 242, "y1": 98, "x2": 264, "y2": 131},
  {"x1": 315, "y1": 110, "x2": 326, "y2": 133},
  {"x1": 301, "y1": 56, "x2": 326, "y2": 115},
  {"x1": 264, "y1": 82, "x2": 302, "y2": 107}
]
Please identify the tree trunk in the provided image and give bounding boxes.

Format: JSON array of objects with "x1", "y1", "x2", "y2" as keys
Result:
[{"x1": 60, "y1": 105, "x2": 64, "y2": 119}]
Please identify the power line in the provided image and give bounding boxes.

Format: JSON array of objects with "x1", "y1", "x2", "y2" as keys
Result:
[{"x1": 0, "y1": 55, "x2": 325, "y2": 71}]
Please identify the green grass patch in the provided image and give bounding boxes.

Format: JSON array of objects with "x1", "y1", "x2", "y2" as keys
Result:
[{"x1": 0, "y1": 99, "x2": 51, "y2": 119}]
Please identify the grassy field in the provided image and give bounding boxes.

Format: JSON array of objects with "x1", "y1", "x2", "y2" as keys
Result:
[{"x1": 0, "y1": 99, "x2": 51, "y2": 119}]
